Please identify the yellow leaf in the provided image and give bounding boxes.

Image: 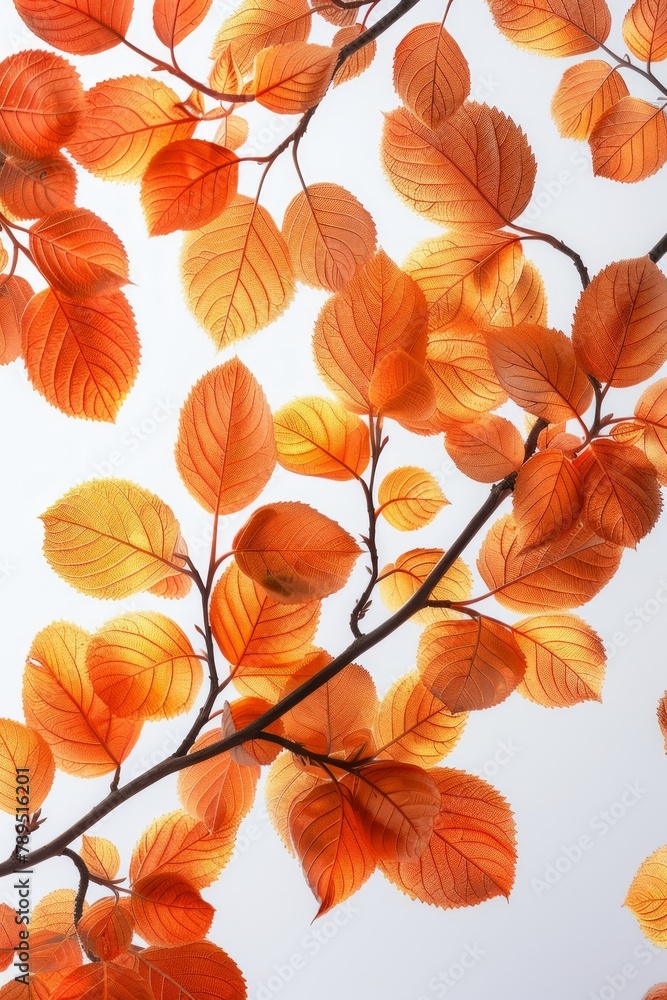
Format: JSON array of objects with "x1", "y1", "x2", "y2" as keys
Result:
[
  {"x1": 274, "y1": 396, "x2": 370, "y2": 480},
  {"x1": 252, "y1": 42, "x2": 336, "y2": 114},
  {"x1": 377, "y1": 467, "x2": 448, "y2": 531},
  {"x1": 375, "y1": 671, "x2": 467, "y2": 767},
  {"x1": 626, "y1": 845, "x2": 667, "y2": 944},
  {"x1": 378, "y1": 548, "x2": 472, "y2": 625},
  {"x1": 513, "y1": 614, "x2": 606, "y2": 707}
]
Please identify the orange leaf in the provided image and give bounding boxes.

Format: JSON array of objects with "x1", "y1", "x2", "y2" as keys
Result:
[
  {"x1": 30, "y1": 890, "x2": 81, "y2": 976},
  {"x1": 643, "y1": 988, "x2": 667, "y2": 1000},
  {"x1": 131, "y1": 873, "x2": 213, "y2": 946},
  {"x1": 131, "y1": 942, "x2": 246, "y2": 1000},
  {"x1": 0, "y1": 904, "x2": 21, "y2": 972},
  {"x1": 274, "y1": 396, "x2": 370, "y2": 481},
  {"x1": 624, "y1": 0, "x2": 667, "y2": 61},
  {"x1": 68, "y1": 77, "x2": 196, "y2": 182},
  {"x1": 551, "y1": 60, "x2": 629, "y2": 140},
  {"x1": 175, "y1": 358, "x2": 276, "y2": 514},
  {"x1": 252, "y1": 41, "x2": 336, "y2": 113},
  {"x1": 312, "y1": 0, "x2": 357, "y2": 25},
  {"x1": 0, "y1": 51, "x2": 85, "y2": 158},
  {"x1": 266, "y1": 751, "x2": 324, "y2": 852},
  {"x1": 130, "y1": 809, "x2": 237, "y2": 888},
  {"x1": 23, "y1": 622, "x2": 142, "y2": 777},
  {"x1": 659, "y1": 693, "x2": 667, "y2": 752},
  {"x1": 382, "y1": 104, "x2": 536, "y2": 228},
  {"x1": 368, "y1": 349, "x2": 436, "y2": 421},
  {"x1": 14, "y1": 1, "x2": 134, "y2": 55},
  {"x1": 0, "y1": 154, "x2": 77, "y2": 219},
  {"x1": 210, "y1": 562, "x2": 320, "y2": 669},
  {"x1": 282, "y1": 182, "x2": 376, "y2": 291},
  {"x1": 343, "y1": 761, "x2": 440, "y2": 861},
  {"x1": 478, "y1": 513, "x2": 623, "y2": 612},
  {"x1": 393, "y1": 22, "x2": 470, "y2": 129},
  {"x1": 212, "y1": 0, "x2": 312, "y2": 73},
  {"x1": 377, "y1": 466, "x2": 448, "y2": 531},
  {"x1": 141, "y1": 138, "x2": 239, "y2": 236},
  {"x1": 375, "y1": 671, "x2": 467, "y2": 767},
  {"x1": 154, "y1": 0, "x2": 213, "y2": 49},
  {"x1": 233, "y1": 501, "x2": 361, "y2": 603},
  {"x1": 590, "y1": 96, "x2": 667, "y2": 182},
  {"x1": 378, "y1": 547, "x2": 473, "y2": 625},
  {"x1": 487, "y1": 0, "x2": 611, "y2": 56},
  {"x1": 223, "y1": 696, "x2": 284, "y2": 765},
  {"x1": 0, "y1": 276, "x2": 32, "y2": 365},
  {"x1": 76, "y1": 897, "x2": 133, "y2": 962},
  {"x1": 381, "y1": 767, "x2": 516, "y2": 908},
  {"x1": 282, "y1": 662, "x2": 377, "y2": 758},
  {"x1": 29, "y1": 209, "x2": 129, "y2": 298},
  {"x1": 86, "y1": 611, "x2": 203, "y2": 721},
  {"x1": 51, "y1": 963, "x2": 152, "y2": 1000},
  {"x1": 625, "y1": 845, "x2": 667, "y2": 944},
  {"x1": 313, "y1": 249, "x2": 427, "y2": 413},
  {"x1": 213, "y1": 114, "x2": 249, "y2": 151},
  {"x1": 288, "y1": 781, "x2": 375, "y2": 915},
  {"x1": 444, "y1": 415, "x2": 524, "y2": 483},
  {"x1": 333, "y1": 25, "x2": 377, "y2": 86},
  {"x1": 418, "y1": 616, "x2": 526, "y2": 713},
  {"x1": 425, "y1": 325, "x2": 507, "y2": 425},
  {"x1": 182, "y1": 194, "x2": 294, "y2": 349},
  {"x1": 209, "y1": 44, "x2": 245, "y2": 95},
  {"x1": 177, "y1": 730, "x2": 259, "y2": 832},
  {"x1": 513, "y1": 614, "x2": 606, "y2": 707},
  {"x1": 485, "y1": 324, "x2": 594, "y2": 422},
  {"x1": 80, "y1": 836, "x2": 120, "y2": 882},
  {"x1": 513, "y1": 450, "x2": 584, "y2": 549},
  {"x1": 22, "y1": 288, "x2": 140, "y2": 422},
  {"x1": 40, "y1": 479, "x2": 184, "y2": 599},
  {"x1": 575, "y1": 439, "x2": 662, "y2": 547},
  {"x1": 0, "y1": 975, "x2": 55, "y2": 998},
  {"x1": 572, "y1": 257, "x2": 667, "y2": 387},
  {"x1": 0, "y1": 718, "x2": 54, "y2": 814},
  {"x1": 618, "y1": 378, "x2": 667, "y2": 483}
]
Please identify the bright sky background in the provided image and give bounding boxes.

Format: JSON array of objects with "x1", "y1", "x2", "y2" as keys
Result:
[{"x1": 1, "y1": 0, "x2": 667, "y2": 997}]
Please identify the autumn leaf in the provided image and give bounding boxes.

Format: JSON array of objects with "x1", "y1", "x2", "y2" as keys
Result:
[
  {"x1": 0, "y1": 718, "x2": 54, "y2": 814},
  {"x1": 131, "y1": 942, "x2": 246, "y2": 1000},
  {"x1": 478, "y1": 514, "x2": 623, "y2": 613},
  {"x1": 659, "y1": 693, "x2": 667, "y2": 752},
  {"x1": 29, "y1": 209, "x2": 129, "y2": 298},
  {"x1": 130, "y1": 809, "x2": 237, "y2": 889},
  {"x1": 333, "y1": 25, "x2": 376, "y2": 86},
  {"x1": 222, "y1": 696, "x2": 284, "y2": 765},
  {"x1": 30, "y1": 890, "x2": 81, "y2": 976},
  {"x1": 0, "y1": 154, "x2": 77, "y2": 219},
  {"x1": 375, "y1": 671, "x2": 467, "y2": 767},
  {"x1": 381, "y1": 768, "x2": 516, "y2": 908},
  {"x1": 51, "y1": 962, "x2": 152, "y2": 1000},
  {"x1": 131, "y1": 872, "x2": 213, "y2": 946},
  {"x1": 80, "y1": 836, "x2": 120, "y2": 882},
  {"x1": 266, "y1": 752, "x2": 324, "y2": 853},
  {"x1": 425, "y1": 325, "x2": 507, "y2": 426},
  {"x1": 22, "y1": 288, "x2": 140, "y2": 422},
  {"x1": 485, "y1": 324, "x2": 594, "y2": 422},
  {"x1": 274, "y1": 396, "x2": 370, "y2": 481},
  {"x1": 444, "y1": 415, "x2": 525, "y2": 484},
  {"x1": 377, "y1": 467, "x2": 448, "y2": 531},
  {"x1": 0, "y1": 276, "x2": 32, "y2": 365},
  {"x1": 14, "y1": 1, "x2": 134, "y2": 55},
  {"x1": 141, "y1": 138, "x2": 239, "y2": 236},
  {"x1": 0, "y1": 50, "x2": 85, "y2": 158},
  {"x1": 486, "y1": 0, "x2": 611, "y2": 56},
  {"x1": 626, "y1": 845, "x2": 667, "y2": 944},
  {"x1": 175, "y1": 358, "x2": 276, "y2": 514},
  {"x1": 214, "y1": 114, "x2": 249, "y2": 151},
  {"x1": 0, "y1": 904, "x2": 21, "y2": 972},
  {"x1": 368, "y1": 350, "x2": 436, "y2": 422},
  {"x1": 67, "y1": 77, "x2": 196, "y2": 182},
  {"x1": 624, "y1": 0, "x2": 667, "y2": 62},
  {"x1": 643, "y1": 987, "x2": 667, "y2": 1000},
  {"x1": 282, "y1": 183, "x2": 376, "y2": 292},
  {"x1": 282, "y1": 662, "x2": 377, "y2": 758},
  {"x1": 211, "y1": 0, "x2": 312, "y2": 73},
  {"x1": 382, "y1": 104, "x2": 536, "y2": 228},
  {"x1": 182, "y1": 195, "x2": 294, "y2": 349},
  {"x1": 178, "y1": 730, "x2": 259, "y2": 832},
  {"x1": 589, "y1": 97, "x2": 667, "y2": 182},
  {"x1": 613, "y1": 379, "x2": 667, "y2": 484},
  {"x1": 233, "y1": 501, "x2": 361, "y2": 603},
  {"x1": 40, "y1": 479, "x2": 185, "y2": 598},
  {"x1": 23, "y1": 622, "x2": 142, "y2": 777},
  {"x1": 76, "y1": 897, "x2": 134, "y2": 962},
  {"x1": 513, "y1": 614, "x2": 606, "y2": 707},
  {"x1": 252, "y1": 42, "x2": 336, "y2": 113},
  {"x1": 394, "y1": 22, "x2": 469, "y2": 129},
  {"x1": 154, "y1": 0, "x2": 213, "y2": 50},
  {"x1": 313, "y1": 250, "x2": 427, "y2": 412},
  {"x1": 551, "y1": 61, "x2": 629, "y2": 140},
  {"x1": 378, "y1": 547, "x2": 473, "y2": 626},
  {"x1": 312, "y1": 0, "x2": 357, "y2": 26},
  {"x1": 572, "y1": 257, "x2": 667, "y2": 387},
  {"x1": 575, "y1": 439, "x2": 662, "y2": 547},
  {"x1": 513, "y1": 450, "x2": 584, "y2": 550}
]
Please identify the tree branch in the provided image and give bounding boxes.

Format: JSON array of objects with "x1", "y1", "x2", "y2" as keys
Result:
[{"x1": 649, "y1": 230, "x2": 667, "y2": 265}]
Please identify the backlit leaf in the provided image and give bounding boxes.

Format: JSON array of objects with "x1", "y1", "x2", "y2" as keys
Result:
[
  {"x1": 131, "y1": 873, "x2": 213, "y2": 946},
  {"x1": 154, "y1": 0, "x2": 213, "y2": 49},
  {"x1": 274, "y1": 396, "x2": 370, "y2": 481},
  {"x1": 394, "y1": 23, "x2": 470, "y2": 129},
  {"x1": 266, "y1": 751, "x2": 323, "y2": 853},
  {"x1": 513, "y1": 450, "x2": 584, "y2": 549},
  {"x1": 178, "y1": 729, "x2": 259, "y2": 832},
  {"x1": 222, "y1": 696, "x2": 284, "y2": 765},
  {"x1": 626, "y1": 845, "x2": 667, "y2": 944},
  {"x1": 14, "y1": 1, "x2": 134, "y2": 55},
  {"x1": 0, "y1": 718, "x2": 54, "y2": 814},
  {"x1": 333, "y1": 25, "x2": 376, "y2": 86},
  {"x1": 0, "y1": 904, "x2": 21, "y2": 972},
  {"x1": 444, "y1": 415, "x2": 524, "y2": 483},
  {"x1": 377, "y1": 466, "x2": 448, "y2": 531},
  {"x1": 624, "y1": 0, "x2": 667, "y2": 61},
  {"x1": 132, "y1": 941, "x2": 246, "y2": 1000},
  {"x1": 252, "y1": 42, "x2": 336, "y2": 113},
  {"x1": 617, "y1": 379, "x2": 667, "y2": 483},
  {"x1": 659, "y1": 693, "x2": 667, "y2": 752},
  {"x1": 369, "y1": 350, "x2": 436, "y2": 421},
  {"x1": 29, "y1": 209, "x2": 129, "y2": 298},
  {"x1": 211, "y1": 0, "x2": 312, "y2": 73},
  {"x1": 426, "y1": 324, "x2": 507, "y2": 425},
  {"x1": 282, "y1": 662, "x2": 377, "y2": 758},
  {"x1": 486, "y1": 0, "x2": 611, "y2": 56},
  {"x1": 0, "y1": 154, "x2": 77, "y2": 219},
  {"x1": 513, "y1": 614, "x2": 606, "y2": 707},
  {"x1": 590, "y1": 97, "x2": 667, "y2": 182},
  {"x1": 375, "y1": 671, "x2": 467, "y2": 767},
  {"x1": 0, "y1": 276, "x2": 32, "y2": 365},
  {"x1": 130, "y1": 809, "x2": 237, "y2": 889},
  {"x1": 76, "y1": 897, "x2": 133, "y2": 962},
  {"x1": 378, "y1": 548, "x2": 473, "y2": 625},
  {"x1": 51, "y1": 963, "x2": 152, "y2": 1000},
  {"x1": 80, "y1": 836, "x2": 120, "y2": 882},
  {"x1": 551, "y1": 61, "x2": 629, "y2": 140}
]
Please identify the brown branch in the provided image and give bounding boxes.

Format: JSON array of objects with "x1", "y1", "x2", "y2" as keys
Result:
[
  {"x1": 350, "y1": 415, "x2": 384, "y2": 637},
  {"x1": 649, "y1": 231, "x2": 667, "y2": 265},
  {"x1": 61, "y1": 848, "x2": 99, "y2": 963}
]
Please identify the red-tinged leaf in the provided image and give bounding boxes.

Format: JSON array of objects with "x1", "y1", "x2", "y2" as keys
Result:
[
  {"x1": 76, "y1": 897, "x2": 133, "y2": 962},
  {"x1": 513, "y1": 450, "x2": 584, "y2": 550},
  {"x1": 590, "y1": 97, "x2": 667, "y2": 182},
  {"x1": 130, "y1": 873, "x2": 213, "y2": 946},
  {"x1": 418, "y1": 617, "x2": 526, "y2": 713},
  {"x1": 0, "y1": 276, "x2": 32, "y2": 365},
  {"x1": 393, "y1": 22, "x2": 470, "y2": 129},
  {"x1": 14, "y1": 1, "x2": 134, "y2": 55},
  {"x1": 29, "y1": 209, "x2": 129, "y2": 298},
  {"x1": 343, "y1": 761, "x2": 440, "y2": 861},
  {"x1": 612, "y1": 379, "x2": 667, "y2": 484},
  {"x1": 658, "y1": 693, "x2": 667, "y2": 752},
  {"x1": 0, "y1": 904, "x2": 21, "y2": 972},
  {"x1": 266, "y1": 751, "x2": 325, "y2": 853},
  {"x1": 177, "y1": 730, "x2": 259, "y2": 832},
  {"x1": 252, "y1": 42, "x2": 336, "y2": 113},
  {"x1": 487, "y1": 0, "x2": 611, "y2": 56},
  {"x1": 381, "y1": 767, "x2": 517, "y2": 908},
  {"x1": 624, "y1": 0, "x2": 667, "y2": 62},
  {"x1": 51, "y1": 962, "x2": 152, "y2": 1000},
  {"x1": 513, "y1": 614, "x2": 606, "y2": 707},
  {"x1": 0, "y1": 154, "x2": 77, "y2": 219},
  {"x1": 444, "y1": 415, "x2": 524, "y2": 483},
  {"x1": 310, "y1": 0, "x2": 356, "y2": 25},
  {"x1": 572, "y1": 257, "x2": 667, "y2": 387},
  {"x1": 375, "y1": 671, "x2": 467, "y2": 767},
  {"x1": 575, "y1": 439, "x2": 662, "y2": 547},
  {"x1": 288, "y1": 781, "x2": 375, "y2": 915},
  {"x1": 551, "y1": 60, "x2": 629, "y2": 140},
  {"x1": 132, "y1": 941, "x2": 246, "y2": 1000},
  {"x1": 643, "y1": 987, "x2": 667, "y2": 1000},
  {"x1": 22, "y1": 288, "x2": 140, "y2": 422},
  {"x1": 0, "y1": 50, "x2": 85, "y2": 158},
  {"x1": 233, "y1": 501, "x2": 361, "y2": 603},
  {"x1": 0, "y1": 718, "x2": 54, "y2": 814},
  {"x1": 153, "y1": 0, "x2": 213, "y2": 49},
  {"x1": 141, "y1": 138, "x2": 239, "y2": 236}
]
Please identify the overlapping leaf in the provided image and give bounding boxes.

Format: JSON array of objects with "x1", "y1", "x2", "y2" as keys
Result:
[
  {"x1": 0, "y1": 277, "x2": 32, "y2": 365},
  {"x1": 29, "y1": 209, "x2": 129, "y2": 298},
  {"x1": 513, "y1": 450, "x2": 584, "y2": 549},
  {"x1": 513, "y1": 614, "x2": 606, "y2": 707},
  {"x1": 130, "y1": 809, "x2": 237, "y2": 889},
  {"x1": 444, "y1": 415, "x2": 525, "y2": 483},
  {"x1": 394, "y1": 23, "x2": 470, "y2": 129},
  {"x1": 590, "y1": 97, "x2": 667, "y2": 182},
  {"x1": 131, "y1": 941, "x2": 246, "y2": 1000},
  {"x1": 624, "y1": 0, "x2": 667, "y2": 61},
  {"x1": 552, "y1": 61, "x2": 629, "y2": 140},
  {"x1": 375, "y1": 671, "x2": 467, "y2": 767},
  {"x1": 178, "y1": 730, "x2": 259, "y2": 833},
  {"x1": 154, "y1": 0, "x2": 213, "y2": 49},
  {"x1": 378, "y1": 548, "x2": 473, "y2": 625},
  {"x1": 273, "y1": 396, "x2": 370, "y2": 480},
  {"x1": 0, "y1": 50, "x2": 85, "y2": 158},
  {"x1": 0, "y1": 718, "x2": 54, "y2": 814},
  {"x1": 486, "y1": 0, "x2": 611, "y2": 56},
  {"x1": 252, "y1": 42, "x2": 336, "y2": 113},
  {"x1": 14, "y1": 1, "x2": 134, "y2": 55},
  {"x1": 0, "y1": 154, "x2": 77, "y2": 219}
]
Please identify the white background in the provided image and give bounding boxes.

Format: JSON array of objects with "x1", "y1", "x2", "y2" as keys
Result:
[{"x1": 1, "y1": 0, "x2": 667, "y2": 997}]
